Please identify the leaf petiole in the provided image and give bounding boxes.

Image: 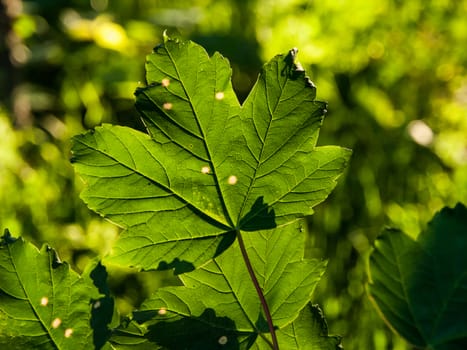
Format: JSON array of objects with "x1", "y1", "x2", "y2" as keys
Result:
[{"x1": 236, "y1": 230, "x2": 279, "y2": 350}]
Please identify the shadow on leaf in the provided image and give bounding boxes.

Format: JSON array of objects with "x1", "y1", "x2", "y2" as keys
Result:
[
  {"x1": 156, "y1": 258, "x2": 196, "y2": 275},
  {"x1": 89, "y1": 261, "x2": 114, "y2": 350},
  {"x1": 239, "y1": 197, "x2": 276, "y2": 231},
  {"x1": 145, "y1": 308, "x2": 256, "y2": 350},
  {"x1": 154, "y1": 231, "x2": 237, "y2": 275}
]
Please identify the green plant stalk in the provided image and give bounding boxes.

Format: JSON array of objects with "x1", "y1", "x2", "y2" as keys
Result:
[{"x1": 236, "y1": 230, "x2": 279, "y2": 350}]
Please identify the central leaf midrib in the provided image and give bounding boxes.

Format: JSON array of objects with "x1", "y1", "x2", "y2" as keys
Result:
[
  {"x1": 164, "y1": 44, "x2": 235, "y2": 228},
  {"x1": 236, "y1": 64, "x2": 290, "y2": 225}
]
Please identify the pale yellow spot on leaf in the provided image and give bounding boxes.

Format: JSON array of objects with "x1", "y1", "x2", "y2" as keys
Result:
[
  {"x1": 93, "y1": 300, "x2": 101, "y2": 309},
  {"x1": 158, "y1": 308, "x2": 167, "y2": 315},
  {"x1": 161, "y1": 78, "x2": 170, "y2": 87},
  {"x1": 40, "y1": 297, "x2": 48, "y2": 306},
  {"x1": 228, "y1": 175, "x2": 237, "y2": 185},
  {"x1": 163, "y1": 102, "x2": 173, "y2": 110},
  {"x1": 201, "y1": 166, "x2": 210, "y2": 174},
  {"x1": 218, "y1": 335, "x2": 228, "y2": 345},
  {"x1": 215, "y1": 92, "x2": 224, "y2": 100},
  {"x1": 52, "y1": 318, "x2": 61, "y2": 329},
  {"x1": 64, "y1": 328, "x2": 73, "y2": 338}
]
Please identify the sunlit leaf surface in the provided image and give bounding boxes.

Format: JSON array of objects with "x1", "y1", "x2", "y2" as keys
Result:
[
  {"x1": 71, "y1": 36, "x2": 350, "y2": 273},
  {"x1": 0, "y1": 231, "x2": 102, "y2": 349}
]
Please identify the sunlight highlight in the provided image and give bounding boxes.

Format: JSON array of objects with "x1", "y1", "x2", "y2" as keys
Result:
[
  {"x1": 51, "y1": 318, "x2": 61, "y2": 329},
  {"x1": 228, "y1": 175, "x2": 237, "y2": 185}
]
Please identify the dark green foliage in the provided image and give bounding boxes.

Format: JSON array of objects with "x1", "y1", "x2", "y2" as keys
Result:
[{"x1": 368, "y1": 203, "x2": 467, "y2": 350}]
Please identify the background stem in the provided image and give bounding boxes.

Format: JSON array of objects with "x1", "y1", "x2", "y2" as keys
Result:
[{"x1": 236, "y1": 230, "x2": 279, "y2": 350}]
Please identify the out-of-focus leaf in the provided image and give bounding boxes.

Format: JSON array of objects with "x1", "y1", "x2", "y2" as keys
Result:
[
  {"x1": 71, "y1": 36, "x2": 351, "y2": 273},
  {"x1": 0, "y1": 230, "x2": 104, "y2": 349},
  {"x1": 368, "y1": 203, "x2": 467, "y2": 349}
]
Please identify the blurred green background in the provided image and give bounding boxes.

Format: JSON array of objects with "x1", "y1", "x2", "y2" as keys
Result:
[{"x1": 1, "y1": 0, "x2": 466, "y2": 349}]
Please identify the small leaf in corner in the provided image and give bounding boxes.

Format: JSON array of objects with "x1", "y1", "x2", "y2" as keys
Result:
[
  {"x1": 0, "y1": 233, "x2": 112, "y2": 350},
  {"x1": 368, "y1": 203, "x2": 467, "y2": 349}
]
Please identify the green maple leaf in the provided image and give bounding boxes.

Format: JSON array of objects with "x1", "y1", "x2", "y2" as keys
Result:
[
  {"x1": 71, "y1": 35, "x2": 349, "y2": 349},
  {"x1": 368, "y1": 203, "x2": 467, "y2": 349},
  {"x1": 71, "y1": 35, "x2": 351, "y2": 273},
  {"x1": 108, "y1": 222, "x2": 342, "y2": 349},
  {"x1": 0, "y1": 230, "x2": 110, "y2": 349}
]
